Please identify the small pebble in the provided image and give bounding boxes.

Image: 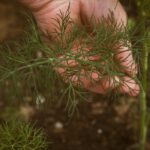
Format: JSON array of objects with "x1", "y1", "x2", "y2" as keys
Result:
[
  {"x1": 20, "y1": 105, "x2": 35, "y2": 121},
  {"x1": 97, "y1": 128, "x2": 103, "y2": 134},
  {"x1": 37, "y1": 51, "x2": 43, "y2": 58},
  {"x1": 54, "y1": 121, "x2": 64, "y2": 132},
  {"x1": 36, "y1": 94, "x2": 46, "y2": 109}
]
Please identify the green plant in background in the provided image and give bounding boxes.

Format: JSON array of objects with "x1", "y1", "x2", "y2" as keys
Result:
[
  {"x1": 135, "y1": 0, "x2": 150, "y2": 150},
  {"x1": 123, "y1": 1, "x2": 149, "y2": 149},
  {"x1": 124, "y1": 0, "x2": 150, "y2": 149},
  {"x1": 0, "y1": 120, "x2": 48, "y2": 150}
]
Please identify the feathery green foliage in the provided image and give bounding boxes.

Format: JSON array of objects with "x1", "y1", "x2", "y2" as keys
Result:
[
  {"x1": 0, "y1": 120, "x2": 48, "y2": 150},
  {"x1": 0, "y1": 10, "x2": 139, "y2": 110}
]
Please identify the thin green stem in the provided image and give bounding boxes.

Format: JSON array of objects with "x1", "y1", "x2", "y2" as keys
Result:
[
  {"x1": 139, "y1": 91, "x2": 147, "y2": 150},
  {"x1": 0, "y1": 58, "x2": 54, "y2": 82},
  {"x1": 139, "y1": 43, "x2": 148, "y2": 150},
  {"x1": 137, "y1": 0, "x2": 149, "y2": 149}
]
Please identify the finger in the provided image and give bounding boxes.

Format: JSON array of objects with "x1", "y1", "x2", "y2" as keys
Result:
[
  {"x1": 117, "y1": 76, "x2": 140, "y2": 96},
  {"x1": 54, "y1": 68, "x2": 99, "y2": 90},
  {"x1": 37, "y1": 1, "x2": 81, "y2": 40},
  {"x1": 20, "y1": 0, "x2": 82, "y2": 41},
  {"x1": 54, "y1": 67, "x2": 65, "y2": 75},
  {"x1": 54, "y1": 63, "x2": 140, "y2": 97},
  {"x1": 80, "y1": 0, "x2": 127, "y2": 29},
  {"x1": 66, "y1": 71, "x2": 120, "y2": 94},
  {"x1": 72, "y1": 43, "x2": 101, "y2": 62},
  {"x1": 57, "y1": 57, "x2": 78, "y2": 68},
  {"x1": 54, "y1": 45, "x2": 100, "y2": 69},
  {"x1": 114, "y1": 42, "x2": 137, "y2": 76},
  {"x1": 86, "y1": 75, "x2": 120, "y2": 94}
]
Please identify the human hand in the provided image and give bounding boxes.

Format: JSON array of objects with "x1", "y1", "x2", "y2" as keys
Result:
[{"x1": 19, "y1": 0, "x2": 139, "y2": 96}]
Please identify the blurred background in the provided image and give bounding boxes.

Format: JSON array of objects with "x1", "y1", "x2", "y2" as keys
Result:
[{"x1": 0, "y1": 0, "x2": 150, "y2": 150}]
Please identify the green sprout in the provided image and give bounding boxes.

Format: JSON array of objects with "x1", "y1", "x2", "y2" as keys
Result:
[{"x1": 0, "y1": 120, "x2": 48, "y2": 150}]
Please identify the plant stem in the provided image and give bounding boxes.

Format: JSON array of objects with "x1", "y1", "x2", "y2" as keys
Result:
[
  {"x1": 139, "y1": 32, "x2": 148, "y2": 150},
  {"x1": 137, "y1": 0, "x2": 149, "y2": 149}
]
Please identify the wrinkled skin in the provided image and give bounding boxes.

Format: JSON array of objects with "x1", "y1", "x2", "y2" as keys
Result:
[{"x1": 19, "y1": 0, "x2": 140, "y2": 96}]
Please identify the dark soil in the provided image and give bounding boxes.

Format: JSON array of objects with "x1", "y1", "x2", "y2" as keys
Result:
[
  {"x1": 0, "y1": 1, "x2": 150, "y2": 150},
  {"x1": 33, "y1": 96, "x2": 139, "y2": 150}
]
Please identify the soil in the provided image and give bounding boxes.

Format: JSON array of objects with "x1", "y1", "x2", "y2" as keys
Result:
[
  {"x1": 33, "y1": 96, "x2": 140, "y2": 150},
  {"x1": 0, "y1": 1, "x2": 150, "y2": 150}
]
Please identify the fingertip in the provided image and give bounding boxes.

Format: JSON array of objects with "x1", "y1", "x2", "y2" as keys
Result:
[
  {"x1": 91, "y1": 72, "x2": 99, "y2": 81},
  {"x1": 128, "y1": 83, "x2": 140, "y2": 97},
  {"x1": 117, "y1": 76, "x2": 140, "y2": 97},
  {"x1": 101, "y1": 76, "x2": 120, "y2": 90},
  {"x1": 114, "y1": 43, "x2": 137, "y2": 77},
  {"x1": 87, "y1": 76, "x2": 120, "y2": 94},
  {"x1": 54, "y1": 67, "x2": 65, "y2": 75}
]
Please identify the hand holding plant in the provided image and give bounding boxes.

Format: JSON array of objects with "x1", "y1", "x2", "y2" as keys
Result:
[{"x1": 19, "y1": 0, "x2": 139, "y2": 96}]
